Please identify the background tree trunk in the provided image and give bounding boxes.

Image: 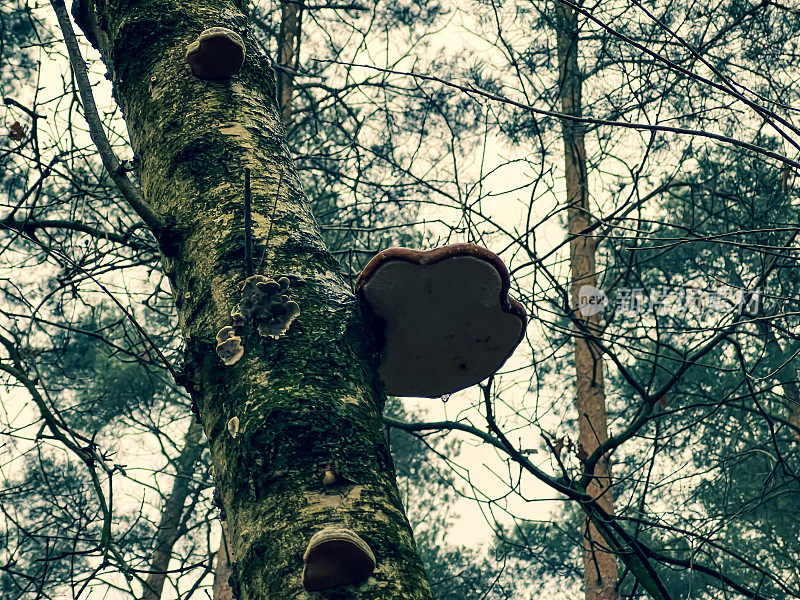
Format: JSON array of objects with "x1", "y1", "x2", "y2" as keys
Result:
[
  {"x1": 555, "y1": 4, "x2": 618, "y2": 600},
  {"x1": 276, "y1": 0, "x2": 302, "y2": 128},
  {"x1": 74, "y1": 1, "x2": 434, "y2": 598},
  {"x1": 213, "y1": 522, "x2": 234, "y2": 600},
  {"x1": 141, "y1": 421, "x2": 205, "y2": 600},
  {"x1": 760, "y1": 321, "x2": 800, "y2": 442}
]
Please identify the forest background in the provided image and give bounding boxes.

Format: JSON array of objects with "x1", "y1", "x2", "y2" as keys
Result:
[{"x1": 1, "y1": 0, "x2": 799, "y2": 599}]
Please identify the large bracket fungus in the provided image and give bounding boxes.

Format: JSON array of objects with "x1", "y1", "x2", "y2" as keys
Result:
[
  {"x1": 231, "y1": 274, "x2": 300, "y2": 339},
  {"x1": 302, "y1": 527, "x2": 376, "y2": 591},
  {"x1": 355, "y1": 243, "x2": 526, "y2": 398},
  {"x1": 185, "y1": 27, "x2": 245, "y2": 80}
]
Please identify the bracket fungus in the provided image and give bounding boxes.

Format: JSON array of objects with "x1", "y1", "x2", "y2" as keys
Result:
[
  {"x1": 227, "y1": 416, "x2": 240, "y2": 439},
  {"x1": 185, "y1": 27, "x2": 245, "y2": 80},
  {"x1": 355, "y1": 243, "x2": 526, "y2": 398},
  {"x1": 302, "y1": 527, "x2": 375, "y2": 591},
  {"x1": 216, "y1": 326, "x2": 244, "y2": 366},
  {"x1": 231, "y1": 274, "x2": 300, "y2": 339}
]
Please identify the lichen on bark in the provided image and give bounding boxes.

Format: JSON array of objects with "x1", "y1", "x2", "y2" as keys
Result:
[{"x1": 74, "y1": 0, "x2": 434, "y2": 597}]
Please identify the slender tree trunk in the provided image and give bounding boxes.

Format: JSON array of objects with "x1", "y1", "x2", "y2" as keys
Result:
[
  {"x1": 74, "y1": 1, "x2": 433, "y2": 598},
  {"x1": 760, "y1": 322, "x2": 800, "y2": 442},
  {"x1": 277, "y1": 0, "x2": 302, "y2": 128},
  {"x1": 141, "y1": 421, "x2": 205, "y2": 600},
  {"x1": 554, "y1": 4, "x2": 618, "y2": 600}
]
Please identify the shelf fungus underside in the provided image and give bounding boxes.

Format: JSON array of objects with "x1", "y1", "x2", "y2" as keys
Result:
[
  {"x1": 185, "y1": 27, "x2": 245, "y2": 80},
  {"x1": 302, "y1": 527, "x2": 376, "y2": 592},
  {"x1": 356, "y1": 244, "x2": 526, "y2": 398},
  {"x1": 215, "y1": 325, "x2": 244, "y2": 366}
]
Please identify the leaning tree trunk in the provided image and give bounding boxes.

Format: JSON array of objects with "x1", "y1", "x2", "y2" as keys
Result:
[
  {"x1": 212, "y1": 2, "x2": 302, "y2": 585},
  {"x1": 71, "y1": 1, "x2": 434, "y2": 598},
  {"x1": 142, "y1": 421, "x2": 205, "y2": 600},
  {"x1": 554, "y1": 4, "x2": 619, "y2": 600}
]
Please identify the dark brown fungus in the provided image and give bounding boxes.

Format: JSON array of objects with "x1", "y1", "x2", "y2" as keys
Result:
[
  {"x1": 355, "y1": 243, "x2": 526, "y2": 398},
  {"x1": 185, "y1": 27, "x2": 245, "y2": 80},
  {"x1": 302, "y1": 527, "x2": 375, "y2": 591}
]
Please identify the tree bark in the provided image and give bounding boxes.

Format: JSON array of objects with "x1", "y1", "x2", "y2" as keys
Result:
[
  {"x1": 213, "y1": 522, "x2": 234, "y2": 600},
  {"x1": 760, "y1": 321, "x2": 800, "y2": 442},
  {"x1": 211, "y1": 2, "x2": 303, "y2": 586},
  {"x1": 73, "y1": 1, "x2": 434, "y2": 598},
  {"x1": 141, "y1": 421, "x2": 205, "y2": 600},
  {"x1": 277, "y1": 0, "x2": 302, "y2": 129},
  {"x1": 554, "y1": 4, "x2": 619, "y2": 600}
]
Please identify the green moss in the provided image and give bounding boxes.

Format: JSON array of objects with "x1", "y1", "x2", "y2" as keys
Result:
[
  {"x1": 88, "y1": 0, "x2": 436, "y2": 596},
  {"x1": 113, "y1": 15, "x2": 185, "y2": 97},
  {"x1": 169, "y1": 135, "x2": 242, "y2": 191}
]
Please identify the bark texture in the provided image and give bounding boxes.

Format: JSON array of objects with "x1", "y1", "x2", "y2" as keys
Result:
[
  {"x1": 760, "y1": 322, "x2": 800, "y2": 442},
  {"x1": 142, "y1": 421, "x2": 205, "y2": 600},
  {"x1": 555, "y1": 4, "x2": 619, "y2": 600},
  {"x1": 277, "y1": 0, "x2": 302, "y2": 128},
  {"x1": 74, "y1": 1, "x2": 433, "y2": 598},
  {"x1": 213, "y1": 522, "x2": 234, "y2": 600}
]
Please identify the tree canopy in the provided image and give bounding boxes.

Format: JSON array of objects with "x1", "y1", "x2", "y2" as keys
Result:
[{"x1": 1, "y1": 0, "x2": 799, "y2": 599}]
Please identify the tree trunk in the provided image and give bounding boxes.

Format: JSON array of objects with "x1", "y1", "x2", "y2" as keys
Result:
[
  {"x1": 141, "y1": 421, "x2": 205, "y2": 600},
  {"x1": 277, "y1": 0, "x2": 302, "y2": 129},
  {"x1": 760, "y1": 322, "x2": 800, "y2": 442},
  {"x1": 213, "y1": 522, "x2": 234, "y2": 600},
  {"x1": 210, "y1": 2, "x2": 303, "y2": 585},
  {"x1": 554, "y1": 4, "x2": 619, "y2": 600},
  {"x1": 74, "y1": 1, "x2": 434, "y2": 599}
]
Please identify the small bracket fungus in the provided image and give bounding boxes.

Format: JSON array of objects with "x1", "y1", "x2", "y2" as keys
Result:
[
  {"x1": 321, "y1": 463, "x2": 355, "y2": 487},
  {"x1": 231, "y1": 275, "x2": 300, "y2": 339},
  {"x1": 302, "y1": 527, "x2": 375, "y2": 591},
  {"x1": 216, "y1": 326, "x2": 244, "y2": 365},
  {"x1": 186, "y1": 27, "x2": 245, "y2": 80},
  {"x1": 322, "y1": 468, "x2": 337, "y2": 486},
  {"x1": 355, "y1": 243, "x2": 527, "y2": 398},
  {"x1": 227, "y1": 416, "x2": 240, "y2": 439}
]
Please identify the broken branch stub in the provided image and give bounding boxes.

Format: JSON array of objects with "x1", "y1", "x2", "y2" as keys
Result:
[{"x1": 355, "y1": 243, "x2": 526, "y2": 398}]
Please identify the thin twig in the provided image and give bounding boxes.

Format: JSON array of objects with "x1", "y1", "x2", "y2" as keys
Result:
[
  {"x1": 257, "y1": 168, "x2": 284, "y2": 273},
  {"x1": 312, "y1": 58, "x2": 800, "y2": 171},
  {"x1": 244, "y1": 168, "x2": 253, "y2": 276},
  {"x1": 49, "y1": 0, "x2": 166, "y2": 238}
]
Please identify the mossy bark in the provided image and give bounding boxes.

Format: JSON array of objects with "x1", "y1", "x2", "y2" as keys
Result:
[{"x1": 74, "y1": 1, "x2": 433, "y2": 598}]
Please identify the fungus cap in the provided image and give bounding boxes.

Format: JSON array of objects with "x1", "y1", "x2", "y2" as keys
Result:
[
  {"x1": 215, "y1": 326, "x2": 244, "y2": 366},
  {"x1": 232, "y1": 274, "x2": 299, "y2": 338},
  {"x1": 355, "y1": 243, "x2": 526, "y2": 398},
  {"x1": 302, "y1": 527, "x2": 375, "y2": 591},
  {"x1": 186, "y1": 27, "x2": 245, "y2": 80},
  {"x1": 227, "y1": 416, "x2": 240, "y2": 439}
]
